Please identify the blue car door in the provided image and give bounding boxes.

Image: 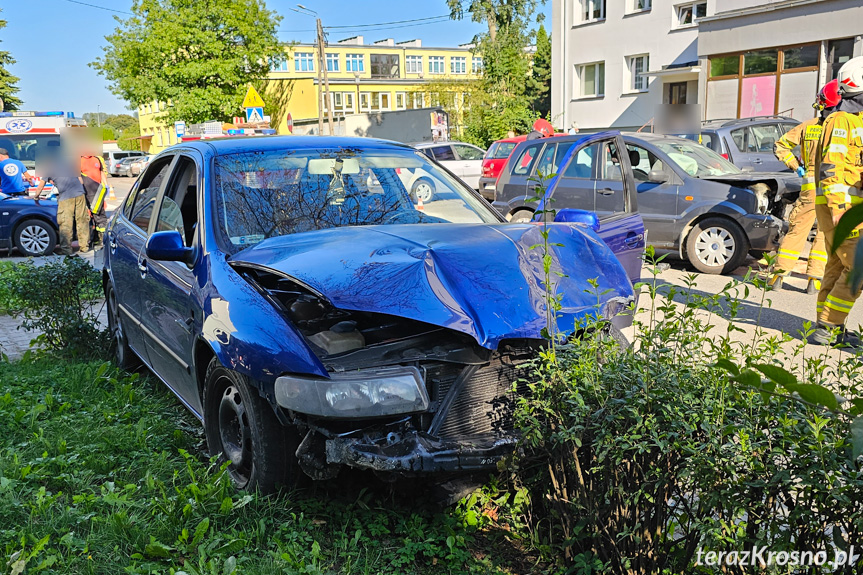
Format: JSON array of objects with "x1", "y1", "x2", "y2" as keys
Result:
[
  {"x1": 106, "y1": 159, "x2": 173, "y2": 358},
  {"x1": 137, "y1": 154, "x2": 202, "y2": 416}
]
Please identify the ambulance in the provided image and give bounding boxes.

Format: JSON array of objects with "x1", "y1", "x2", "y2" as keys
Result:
[{"x1": 0, "y1": 111, "x2": 89, "y2": 193}]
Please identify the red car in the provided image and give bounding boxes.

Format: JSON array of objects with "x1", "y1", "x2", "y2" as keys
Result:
[
  {"x1": 478, "y1": 136, "x2": 528, "y2": 200},
  {"x1": 479, "y1": 133, "x2": 568, "y2": 200}
]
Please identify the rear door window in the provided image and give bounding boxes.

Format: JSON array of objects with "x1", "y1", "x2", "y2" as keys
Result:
[
  {"x1": 535, "y1": 144, "x2": 557, "y2": 178},
  {"x1": 430, "y1": 146, "x2": 456, "y2": 162},
  {"x1": 562, "y1": 143, "x2": 598, "y2": 179},
  {"x1": 511, "y1": 143, "x2": 543, "y2": 176},
  {"x1": 730, "y1": 128, "x2": 747, "y2": 152},
  {"x1": 748, "y1": 124, "x2": 781, "y2": 152},
  {"x1": 453, "y1": 144, "x2": 484, "y2": 161}
]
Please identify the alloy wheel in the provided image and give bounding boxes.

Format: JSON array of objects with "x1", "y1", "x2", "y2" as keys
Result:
[{"x1": 19, "y1": 224, "x2": 50, "y2": 254}]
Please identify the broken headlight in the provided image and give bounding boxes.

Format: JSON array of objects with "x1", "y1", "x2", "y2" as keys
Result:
[{"x1": 275, "y1": 366, "x2": 429, "y2": 418}]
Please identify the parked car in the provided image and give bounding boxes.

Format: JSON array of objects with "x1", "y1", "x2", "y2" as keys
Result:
[
  {"x1": 494, "y1": 132, "x2": 795, "y2": 275},
  {"x1": 414, "y1": 141, "x2": 486, "y2": 190},
  {"x1": 103, "y1": 136, "x2": 636, "y2": 490},
  {"x1": 115, "y1": 156, "x2": 138, "y2": 177},
  {"x1": 679, "y1": 116, "x2": 800, "y2": 173},
  {"x1": 0, "y1": 190, "x2": 58, "y2": 256},
  {"x1": 129, "y1": 155, "x2": 153, "y2": 176},
  {"x1": 492, "y1": 132, "x2": 647, "y2": 283},
  {"x1": 103, "y1": 150, "x2": 146, "y2": 176},
  {"x1": 479, "y1": 135, "x2": 529, "y2": 200}
]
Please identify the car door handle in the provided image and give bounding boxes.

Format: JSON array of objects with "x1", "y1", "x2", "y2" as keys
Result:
[
  {"x1": 138, "y1": 260, "x2": 148, "y2": 277},
  {"x1": 752, "y1": 158, "x2": 763, "y2": 164},
  {"x1": 625, "y1": 234, "x2": 644, "y2": 247},
  {"x1": 175, "y1": 317, "x2": 194, "y2": 334},
  {"x1": 597, "y1": 188, "x2": 614, "y2": 196}
]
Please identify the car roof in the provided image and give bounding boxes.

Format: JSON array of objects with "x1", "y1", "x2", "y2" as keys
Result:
[
  {"x1": 619, "y1": 132, "x2": 694, "y2": 144},
  {"x1": 701, "y1": 116, "x2": 798, "y2": 129},
  {"x1": 173, "y1": 135, "x2": 416, "y2": 157},
  {"x1": 412, "y1": 140, "x2": 478, "y2": 149}
]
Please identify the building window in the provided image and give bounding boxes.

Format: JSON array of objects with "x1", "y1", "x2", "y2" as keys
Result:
[
  {"x1": 346, "y1": 53, "x2": 365, "y2": 73},
  {"x1": 360, "y1": 92, "x2": 370, "y2": 112},
  {"x1": 295, "y1": 52, "x2": 315, "y2": 72},
  {"x1": 158, "y1": 128, "x2": 163, "y2": 147},
  {"x1": 380, "y1": 92, "x2": 391, "y2": 110},
  {"x1": 709, "y1": 55, "x2": 740, "y2": 78},
  {"x1": 626, "y1": 54, "x2": 649, "y2": 92},
  {"x1": 270, "y1": 57, "x2": 289, "y2": 72},
  {"x1": 579, "y1": 0, "x2": 606, "y2": 23},
  {"x1": 668, "y1": 82, "x2": 687, "y2": 105},
  {"x1": 370, "y1": 54, "x2": 399, "y2": 78},
  {"x1": 451, "y1": 56, "x2": 467, "y2": 74},
  {"x1": 406, "y1": 55, "x2": 423, "y2": 74},
  {"x1": 472, "y1": 57, "x2": 483, "y2": 73},
  {"x1": 577, "y1": 62, "x2": 605, "y2": 97},
  {"x1": 828, "y1": 38, "x2": 855, "y2": 80},
  {"x1": 743, "y1": 49, "x2": 778, "y2": 75},
  {"x1": 627, "y1": 0, "x2": 650, "y2": 13},
  {"x1": 326, "y1": 92, "x2": 356, "y2": 115},
  {"x1": 396, "y1": 92, "x2": 407, "y2": 110},
  {"x1": 782, "y1": 45, "x2": 819, "y2": 70},
  {"x1": 326, "y1": 53, "x2": 339, "y2": 72},
  {"x1": 428, "y1": 56, "x2": 445, "y2": 74},
  {"x1": 407, "y1": 92, "x2": 425, "y2": 109},
  {"x1": 675, "y1": 2, "x2": 706, "y2": 27}
]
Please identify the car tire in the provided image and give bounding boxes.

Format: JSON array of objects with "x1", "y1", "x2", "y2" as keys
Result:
[
  {"x1": 411, "y1": 178, "x2": 435, "y2": 203},
  {"x1": 509, "y1": 209, "x2": 535, "y2": 223},
  {"x1": 13, "y1": 219, "x2": 57, "y2": 257},
  {"x1": 685, "y1": 217, "x2": 749, "y2": 275},
  {"x1": 106, "y1": 282, "x2": 139, "y2": 370},
  {"x1": 203, "y1": 358, "x2": 298, "y2": 493}
]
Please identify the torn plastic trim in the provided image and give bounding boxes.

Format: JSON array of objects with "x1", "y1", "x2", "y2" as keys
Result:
[{"x1": 325, "y1": 430, "x2": 518, "y2": 474}]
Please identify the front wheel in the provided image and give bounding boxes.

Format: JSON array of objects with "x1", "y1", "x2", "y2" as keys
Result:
[
  {"x1": 509, "y1": 209, "x2": 535, "y2": 223},
  {"x1": 203, "y1": 359, "x2": 298, "y2": 492},
  {"x1": 685, "y1": 217, "x2": 749, "y2": 275},
  {"x1": 14, "y1": 219, "x2": 57, "y2": 257},
  {"x1": 411, "y1": 178, "x2": 436, "y2": 203}
]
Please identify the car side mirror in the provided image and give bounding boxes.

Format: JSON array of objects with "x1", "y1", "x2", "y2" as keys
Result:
[
  {"x1": 648, "y1": 170, "x2": 669, "y2": 183},
  {"x1": 554, "y1": 208, "x2": 600, "y2": 232},
  {"x1": 146, "y1": 230, "x2": 194, "y2": 265}
]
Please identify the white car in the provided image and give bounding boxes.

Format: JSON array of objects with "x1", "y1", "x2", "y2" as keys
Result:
[{"x1": 414, "y1": 142, "x2": 486, "y2": 192}]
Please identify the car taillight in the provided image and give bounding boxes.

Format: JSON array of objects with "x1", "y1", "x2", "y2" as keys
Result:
[{"x1": 721, "y1": 153, "x2": 729, "y2": 160}]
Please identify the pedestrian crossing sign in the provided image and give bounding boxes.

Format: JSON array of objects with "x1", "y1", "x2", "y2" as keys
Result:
[{"x1": 245, "y1": 107, "x2": 264, "y2": 123}]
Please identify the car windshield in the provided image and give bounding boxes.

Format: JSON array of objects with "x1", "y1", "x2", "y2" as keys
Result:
[
  {"x1": 213, "y1": 146, "x2": 501, "y2": 254},
  {"x1": 655, "y1": 139, "x2": 741, "y2": 178},
  {"x1": 487, "y1": 142, "x2": 516, "y2": 159}
]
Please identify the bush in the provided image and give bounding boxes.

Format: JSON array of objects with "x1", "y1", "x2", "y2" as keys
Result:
[
  {"x1": 0, "y1": 261, "x2": 25, "y2": 315},
  {"x1": 4, "y1": 257, "x2": 108, "y2": 357},
  {"x1": 511, "y1": 254, "x2": 863, "y2": 574}
]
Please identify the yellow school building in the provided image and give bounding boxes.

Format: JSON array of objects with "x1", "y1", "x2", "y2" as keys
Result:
[{"x1": 137, "y1": 37, "x2": 481, "y2": 154}]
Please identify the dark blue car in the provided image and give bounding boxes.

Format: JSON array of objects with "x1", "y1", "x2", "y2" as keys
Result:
[
  {"x1": 103, "y1": 136, "x2": 635, "y2": 490},
  {"x1": 0, "y1": 191, "x2": 58, "y2": 256}
]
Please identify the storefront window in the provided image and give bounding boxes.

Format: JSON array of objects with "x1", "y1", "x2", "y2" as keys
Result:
[
  {"x1": 710, "y1": 55, "x2": 739, "y2": 78},
  {"x1": 782, "y1": 45, "x2": 819, "y2": 70},
  {"x1": 743, "y1": 50, "x2": 778, "y2": 75}
]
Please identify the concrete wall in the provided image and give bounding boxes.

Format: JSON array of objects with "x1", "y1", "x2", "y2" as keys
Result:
[{"x1": 552, "y1": 0, "x2": 701, "y2": 132}]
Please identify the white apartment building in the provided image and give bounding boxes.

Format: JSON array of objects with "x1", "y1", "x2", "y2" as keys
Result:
[
  {"x1": 552, "y1": 0, "x2": 863, "y2": 131},
  {"x1": 552, "y1": 0, "x2": 707, "y2": 132}
]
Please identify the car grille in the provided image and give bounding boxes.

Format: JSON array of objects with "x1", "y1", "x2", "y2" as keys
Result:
[{"x1": 436, "y1": 357, "x2": 530, "y2": 441}]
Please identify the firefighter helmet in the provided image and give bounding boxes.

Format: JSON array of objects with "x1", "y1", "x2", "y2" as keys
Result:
[
  {"x1": 816, "y1": 79, "x2": 841, "y2": 109},
  {"x1": 837, "y1": 56, "x2": 863, "y2": 95},
  {"x1": 532, "y1": 118, "x2": 554, "y2": 137}
]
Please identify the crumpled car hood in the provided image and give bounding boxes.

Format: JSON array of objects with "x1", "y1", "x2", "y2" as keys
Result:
[{"x1": 230, "y1": 223, "x2": 634, "y2": 349}]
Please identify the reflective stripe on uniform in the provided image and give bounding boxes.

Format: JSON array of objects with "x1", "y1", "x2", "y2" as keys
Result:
[
  {"x1": 816, "y1": 301, "x2": 825, "y2": 312},
  {"x1": 802, "y1": 182, "x2": 816, "y2": 192},
  {"x1": 852, "y1": 127, "x2": 863, "y2": 140},
  {"x1": 827, "y1": 144, "x2": 849, "y2": 154},
  {"x1": 825, "y1": 295, "x2": 854, "y2": 313},
  {"x1": 782, "y1": 152, "x2": 795, "y2": 164},
  {"x1": 808, "y1": 251, "x2": 828, "y2": 262},
  {"x1": 778, "y1": 249, "x2": 800, "y2": 259}
]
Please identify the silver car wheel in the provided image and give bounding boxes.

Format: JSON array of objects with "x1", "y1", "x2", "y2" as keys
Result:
[
  {"x1": 414, "y1": 182, "x2": 434, "y2": 203},
  {"x1": 20, "y1": 224, "x2": 50, "y2": 254},
  {"x1": 694, "y1": 226, "x2": 734, "y2": 268}
]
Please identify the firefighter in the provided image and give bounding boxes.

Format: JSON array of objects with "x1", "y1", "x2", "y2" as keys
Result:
[
  {"x1": 808, "y1": 56, "x2": 863, "y2": 347},
  {"x1": 80, "y1": 152, "x2": 111, "y2": 248},
  {"x1": 767, "y1": 80, "x2": 840, "y2": 293}
]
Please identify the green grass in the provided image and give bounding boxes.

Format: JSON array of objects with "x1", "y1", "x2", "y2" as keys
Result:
[{"x1": 0, "y1": 358, "x2": 534, "y2": 575}]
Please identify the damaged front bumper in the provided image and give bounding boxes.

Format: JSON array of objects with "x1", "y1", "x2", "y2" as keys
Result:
[
  {"x1": 325, "y1": 431, "x2": 518, "y2": 474},
  {"x1": 741, "y1": 213, "x2": 787, "y2": 251}
]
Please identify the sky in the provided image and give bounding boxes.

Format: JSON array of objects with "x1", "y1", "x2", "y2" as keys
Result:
[{"x1": 1, "y1": 0, "x2": 549, "y2": 118}]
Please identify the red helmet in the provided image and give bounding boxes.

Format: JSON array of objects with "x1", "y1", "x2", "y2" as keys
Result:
[
  {"x1": 532, "y1": 118, "x2": 554, "y2": 137},
  {"x1": 817, "y1": 79, "x2": 841, "y2": 108}
]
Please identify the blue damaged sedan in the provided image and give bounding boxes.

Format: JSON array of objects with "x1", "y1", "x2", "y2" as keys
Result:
[{"x1": 103, "y1": 136, "x2": 635, "y2": 491}]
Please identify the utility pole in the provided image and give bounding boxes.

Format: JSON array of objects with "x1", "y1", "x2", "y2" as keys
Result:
[
  {"x1": 315, "y1": 40, "x2": 324, "y2": 135},
  {"x1": 317, "y1": 18, "x2": 335, "y2": 136}
]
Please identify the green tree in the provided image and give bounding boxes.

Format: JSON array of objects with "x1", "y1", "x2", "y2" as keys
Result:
[
  {"x1": 527, "y1": 23, "x2": 551, "y2": 118},
  {"x1": 117, "y1": 123, "x2": 141, "y2": 151},
  {"x1": 0, "y1": 9, "x2": 22, "y2": 111},
  {"x1": 91, "y1": 0, "x2": 283, "y2": 124},
  {"x1": 105, "y1": 113, "x2": 138, "y2": 133},
  {"x1": 449, "y1": 1, "x2": 542, "y2": 146}
]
